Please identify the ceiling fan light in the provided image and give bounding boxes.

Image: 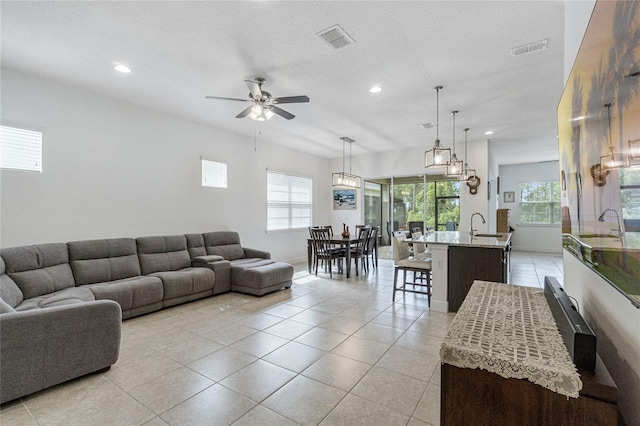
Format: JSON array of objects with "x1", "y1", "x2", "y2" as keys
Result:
[{"x1": 264, "y1": 109, "x2": 275, "y2": 120}]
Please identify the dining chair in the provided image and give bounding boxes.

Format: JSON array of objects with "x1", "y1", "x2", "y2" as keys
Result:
[
  {"x1": 410, "y1": 228, "x2": 430, "y2": 260},
  {"x1": 391, "y1": 234, "x2": 432, "y2": 304},
  {"x1": 308, "y1": 225, "x2": 335, "y2": 271},
  {"x1": 310, "y1": 227, "x2": 344, "y2": 278},
  {"x1": 349, "y1": 226, "x2": 371, "y2": 276},
  {"x1": 363, "y1": 226, "x2": 379, "y2": 272}
]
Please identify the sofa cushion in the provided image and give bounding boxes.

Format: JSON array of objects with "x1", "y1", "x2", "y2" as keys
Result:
[
  {"x1": 68, "y1": 238, "x2": 142, "y2": 285},
  {"x1": 15, "y1": 287, "x2": 95, "y2": 312},
  {"x1": 148, "y1": 267, "x2": 215, "y2": 300},
  {"x1": 230, "y1": 260, "x2": 294, "y2": 296},
  {"x1": 136, "y1": 236, "x2": 191, "y2": 275},
  {"x1": 0, "y1": 244, "x2": 75, "y2": 300},
  {"x1": 1, "y1": 257, "x2": 23, "y2": 308},
  {"x1": 83, "y1": 276, "x2": 163, "y2": 311},
  {"x1": 0, "y1": 298, "x2": 15, "y2": 313},
  {"x1": 185, "y1": 233, "x2": 207, "y2": 258},
  {"x1": 202, "y1": 231, "x2": 245, "y2": 261}
]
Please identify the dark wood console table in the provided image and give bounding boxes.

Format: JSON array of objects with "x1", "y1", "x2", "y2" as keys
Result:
[{"x1": 440, "y1": 281, "x2": 617, "y2": 425}]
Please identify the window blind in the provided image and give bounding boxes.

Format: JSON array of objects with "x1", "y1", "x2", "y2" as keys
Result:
[
  {"x1": 267, "y1": 171, "x2": 312, "y2": 231},
  {"x1": 202, "y1": 159, "x2": 227, "y2": 188},
  {"x1": 0, "y1": 125, "x2": 42, "y2": 172}
]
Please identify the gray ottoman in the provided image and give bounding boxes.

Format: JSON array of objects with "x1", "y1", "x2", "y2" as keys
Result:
[{"x1": 230, "y1": 259, "x2": 294, "y2": 296}]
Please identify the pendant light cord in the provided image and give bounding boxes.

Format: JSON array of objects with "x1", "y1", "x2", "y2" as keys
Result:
[
  {"x1": 464, "y1": 128, "x2": 469, "y2": 165},
  {"x1": 435, "y1": 87, "x2": 440, "y2": 140},
  {"x1": 606, "y1": 103, "x2": 614, "y2": 152},
  {"x1": 452, "y1": 111, "x2": 457, "y2": 153},
  {"x1": 349, "y1": 140, "x2": 352, "y2": 174}
]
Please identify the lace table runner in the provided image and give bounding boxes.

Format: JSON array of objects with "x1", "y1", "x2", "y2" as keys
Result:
[{"x1": 440, "y1": 280, "x2": 582, "y2": 398}]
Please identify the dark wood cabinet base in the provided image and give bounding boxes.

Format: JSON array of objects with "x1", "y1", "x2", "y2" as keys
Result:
[{"x1": 441, "y1": 363, "x2": 617, "y2": 426}]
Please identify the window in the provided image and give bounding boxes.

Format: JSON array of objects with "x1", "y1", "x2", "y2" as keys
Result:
[
  {"x1": 620, "y1": 168, "x2": 640, "y2": 232},
  {"x1": 201, "y1": 159, "x2": 227, "y2": 188},
  {"x1": 519, "y1": 181, "x2": 560, "y2": 224},
  {"x1": 267, "y1": 171, "x2": 312, "y2": 231},
  {"x1": 0, "y1": 125, "x2": 42, "y2": 172}
]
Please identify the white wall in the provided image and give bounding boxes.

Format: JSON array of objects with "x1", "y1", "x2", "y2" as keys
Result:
[
  {"x1": 563, "y1": 253, "x2": 640, "y2": 425},
  {"x1": 0, "y1": 69, "x2": 331, "y2": 263},
  {"x1": 329, "y1": 140, "x2": 491, "y2": 236},
  {"x1": 498, "y1": 162, "x2": 562, "y2": 253},
  {"x1": 563, "y1": 1, "x2": 596, "y2": 84}
]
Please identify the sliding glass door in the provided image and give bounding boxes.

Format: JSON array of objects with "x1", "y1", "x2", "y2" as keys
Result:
[{"x1": 364, "y1": 175, "x2": 460, "y2": 246}]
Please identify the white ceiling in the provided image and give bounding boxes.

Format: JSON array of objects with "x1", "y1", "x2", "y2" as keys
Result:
[{"x1": 0, "y1": 1, "x2": 566, "y2": 164}]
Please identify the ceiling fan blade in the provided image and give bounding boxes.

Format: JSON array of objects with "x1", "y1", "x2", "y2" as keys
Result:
[
  {"x1": 244, "y1": 80, "x2": 262, "y2": 99},
  {"x1": 269, "y1": 105, "x2": 295, "y2": 120},
  {"x1": 235, "y1": 106, "x2": 253, "y2": 118},
  {"x1": 271, "y1": 95, "x2": 310, "y2": 104},
  {"x1": 205, "y1": 96, "x2": 250, "y2": 102}
]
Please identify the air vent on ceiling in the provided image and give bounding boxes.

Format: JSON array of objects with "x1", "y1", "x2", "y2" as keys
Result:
[
  {"x1": 317, "y1": 25, "x2": 355, "y2": 50},
  {"x1": 511, "y1": 39, "x2": 548, "y2": 56},
  {"x1": 422, "y1": 123, "x2": 436, "y2": 129}
]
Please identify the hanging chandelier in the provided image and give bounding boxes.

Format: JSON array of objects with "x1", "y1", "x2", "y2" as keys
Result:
[
  {"x1": 600, "y1": 103, "x2": 629, "y2": 170},
  {"x1": 459, "y1": 128, "x2": 477, "y2": 182},
  {"x1": 447, "y1": 110, "x2": 463, "y2": 176},
  {"x1": 424, "y1": 86, "x2": 451, "y2": 168},
  {"x1": 332, "y1": 137, "x2": 361, "y2": 188}
]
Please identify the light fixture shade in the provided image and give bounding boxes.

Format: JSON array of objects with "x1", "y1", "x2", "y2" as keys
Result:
[
  {"x1": 629, "y1": 138, "x2": 640, "y2": 159},
  {"x1": 447, "y1": 154, "x2": 463, "y2": 176},
  {"x1": 601, "y1": 151, "x2": 629, "y2": 169},
  {"x1": 249, "y1": 105, "x2": 275, "y2": 121},
  {"x1": 332, "y1": 136, "x2": 361, "y2": 188},
  {"x1": 599, "y1": 102, "x2": 628, "y2": 169},
  {"x1": 332, "y1": 172, "x2": 361, "y2": 188},
  {"x1": 459, "y1": 166, "x2": 477, "y2": 182},
  {"x1": 425, "y1": 140, "x2": 451, "y2": 168}
]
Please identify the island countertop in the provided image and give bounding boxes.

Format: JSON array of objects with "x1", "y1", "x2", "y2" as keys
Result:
[{"x1": 417, "y1": 230, "x2": 511, "y2": 249}]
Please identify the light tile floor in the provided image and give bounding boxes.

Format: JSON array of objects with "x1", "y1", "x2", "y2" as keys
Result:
[{"x1": 1, "y1": 251, "x2": 562, "y2": 426}]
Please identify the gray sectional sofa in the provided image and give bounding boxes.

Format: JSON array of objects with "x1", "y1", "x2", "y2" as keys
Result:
[{"x1": 0, "y1": 231, "x2": 293, "y2": 404}]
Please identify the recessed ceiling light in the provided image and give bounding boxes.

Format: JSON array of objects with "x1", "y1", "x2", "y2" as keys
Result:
[
  {"x1": 369, "y1": 85, "x2": 382, "y2": 93},
  {"x1": 484, "y1": 131, "x2": 494, "y2": 135},
  {"x1": 114, "y1": 64, "x2": 131, "y2": 73}
]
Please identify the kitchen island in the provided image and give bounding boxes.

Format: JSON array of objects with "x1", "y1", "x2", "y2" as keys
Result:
[{"x1": 418, "y1": 231, "x2": 511, "y2": 312}]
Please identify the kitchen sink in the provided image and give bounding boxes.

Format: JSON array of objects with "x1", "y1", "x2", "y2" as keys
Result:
[{"x1": 474, "y1": 233, "x2": 503, "y2": 238}]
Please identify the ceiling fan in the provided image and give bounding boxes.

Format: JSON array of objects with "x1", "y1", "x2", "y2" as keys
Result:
[{"x1": 205, "y1": 78, "x2": 309, "y2": 121}]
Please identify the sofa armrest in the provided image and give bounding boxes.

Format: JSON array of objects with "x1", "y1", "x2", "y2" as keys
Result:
[
  {"x1": 243, "y1": 248, "x2": 271, "y2": 259},
  {"x1": 0, "y1": 300, "x2": 121, "y2": 404}
]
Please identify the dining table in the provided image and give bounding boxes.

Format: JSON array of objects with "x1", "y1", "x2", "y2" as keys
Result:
[{"x1": 307, "y1": 235, "x2": 364, "y2": 278}]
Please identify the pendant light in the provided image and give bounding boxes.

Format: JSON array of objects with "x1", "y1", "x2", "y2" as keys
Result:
[
  {"x1": 600, "y1": 103, "x2": 629, "y2": 170},
  {"x1": 332, "y1": 137, "x2": 361, "y2": 188},
  {"x1": 424, "y1": 86, "x2": 451, "y2": 168},
  {"x1": 459, "y1": 128, "x2": 477, "y2": 182},
  {"x1": 447, "y1": 110, "x2": 463, "y2": 176}
]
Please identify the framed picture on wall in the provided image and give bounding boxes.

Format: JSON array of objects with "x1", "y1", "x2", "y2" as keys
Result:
[
  {"x1": 504, "y1": 191, "x2": 515, "y2": 203},
  {"x1": 333, "y1": 189, "x2": 357, "y2": 210}
]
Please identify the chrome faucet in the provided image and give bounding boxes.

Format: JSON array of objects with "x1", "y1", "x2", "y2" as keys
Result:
[
  {"x1": 598, "y1": 208, "x2": 623, "y2": 237},
  {"x1": 470, "y1": 212, "x2": 486, "y2": 236}
]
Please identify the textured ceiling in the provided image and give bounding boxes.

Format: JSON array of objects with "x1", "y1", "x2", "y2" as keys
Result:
[{"x1": 0, "y1": 1, "x2": 566, "y2": 164}]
